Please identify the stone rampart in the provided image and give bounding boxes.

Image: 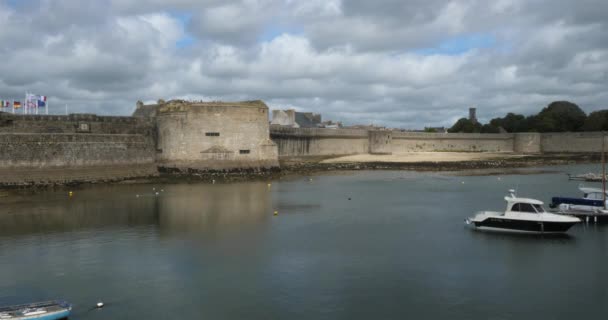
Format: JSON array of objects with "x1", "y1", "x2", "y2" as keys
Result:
[
  {"x1": 369, "y1": 130, "x2": 392, "y2": 154},
  {"x1": 0, "y1": 113, "x2": 153, "y2": 135},
  {"x1": 514, "y1": 133, "x2": 542, "y2": 154},
  {"x1": 540, "y1": 132, "x2": 605, "y2": 153},
  {"x1": 270, "y1": 127, "x2": 369, "y2": 157},
  {"x1": 271, "y1": 128, "x2": 516, "y2": 157},
  {"x1": 391, "y1": 132, "x2": 514, "y2": 152},
  {"x1": 0, "y1": 133, "x2": 154, "y2": 168},
  {"x1": 0, "y1": 112, "x2": 157, "y2": 185}
]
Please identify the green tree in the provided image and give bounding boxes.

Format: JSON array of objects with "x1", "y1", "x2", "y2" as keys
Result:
[
  {"x1": 582, "y1": 110, "x2": 608, "y2": 131},
  {"x1": 534, "y1": 101, "x2": 586, "y2": 132},
  {"x1": 448, "y1": 118, "x2": 482, "y2": 133},
  {"x1": 480, "y1": 124, "x2": 500, "y2": 133},
  {"x1": 489, "y1": 113, "x2": 527, "y2": 132},
  {"x1": 424, "y1": 127, "x2": 438, "y2": 133}
]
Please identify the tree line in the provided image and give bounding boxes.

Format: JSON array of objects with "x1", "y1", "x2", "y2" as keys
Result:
[{"x1": 448, "y1": 101, "x2": 608, "y2": 133}]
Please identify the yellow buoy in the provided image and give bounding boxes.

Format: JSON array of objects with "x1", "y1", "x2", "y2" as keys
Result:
[
  {"x1": 267, "y1": 183, "x2": 271, "y2": 188},
  {"x1": 273, "y1": 210, "x2": 278, "y2": 216},
  {"x1": 68, "y1": 191, "x2": 73, "y2": 197}
]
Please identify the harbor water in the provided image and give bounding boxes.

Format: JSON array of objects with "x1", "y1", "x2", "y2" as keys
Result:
[{"x1": 0, "y1": 164, "x2": 607, "y2": 319}]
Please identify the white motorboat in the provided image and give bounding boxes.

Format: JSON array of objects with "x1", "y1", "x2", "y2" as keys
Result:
[
  {"x1": 550, "y1": 186, "x2": 608, "y2": 213},
  {"x1": 466, "y1": 190, "x2": 581, "y2": 234}
]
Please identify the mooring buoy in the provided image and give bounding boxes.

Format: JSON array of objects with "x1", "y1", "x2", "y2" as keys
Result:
[{"x1": 96, "y1": 301, "x2": 104, "y2": 308}]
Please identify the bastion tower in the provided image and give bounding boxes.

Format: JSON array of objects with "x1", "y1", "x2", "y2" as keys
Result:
[{"x1": 137, "y1": 100, "x2": 279, "y2": 171}]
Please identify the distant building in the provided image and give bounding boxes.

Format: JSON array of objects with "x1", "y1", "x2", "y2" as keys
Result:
[
  {"x1": 271, "y1": 110, "x2": 322, "y2": 128},
  {"x1": 271, "y1": 109, "x2": 298, "y2": 128},
  {"x1": 469, "y1": 107, "x2": 477, "y2": 124},
  {"x1": 295, "y1": 112, "x2": 322, "y2": 128},
  {"x1": 320, "y1": 120, "x2": 343, "y2": 129}
]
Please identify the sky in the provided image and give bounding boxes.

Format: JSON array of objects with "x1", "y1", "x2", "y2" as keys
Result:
[{"x1": 0, "y1": 0, "x2": 607, "y2": 128}]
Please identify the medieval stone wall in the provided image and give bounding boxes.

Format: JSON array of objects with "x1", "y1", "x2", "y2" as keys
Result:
[
  {"x1": 270, "y1": 127, "x2": 369, "y2": 157},
  {"x1": 155, "y1": 100, "x2": 279, "y2": 170},
  {"x1": 540, "y1": 132, "x2": 605, "y2": 153},
  {"x1": 391, "y1": 132, "x2": 514, "y2": 152},
  {"x1": 0, "y1": 112, "x2": 157, "y2": 185}
]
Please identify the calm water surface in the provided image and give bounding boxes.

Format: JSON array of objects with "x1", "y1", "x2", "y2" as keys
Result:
[{"x1": 1, "y1": 164, "x2": 607, "y2": 319}]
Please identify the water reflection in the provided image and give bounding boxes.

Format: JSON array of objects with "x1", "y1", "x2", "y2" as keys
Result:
[
  {"x1": 157, "y1": 183, "x2": 271, "y2": 235},
  {"x1": 0, "y1": 190, "x2": 159, "y2": 237},
  {"x1": 0, "y1": 182, "x2": 272, "y2": 238}
]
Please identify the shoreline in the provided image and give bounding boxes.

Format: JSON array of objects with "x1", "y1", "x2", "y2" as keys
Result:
[{"x1": 0, "y1": 153, "x2": 601, "y2": 190}]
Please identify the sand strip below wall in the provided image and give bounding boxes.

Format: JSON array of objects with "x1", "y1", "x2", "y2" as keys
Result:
[{"x1": 320, "y1": 152, "x2": 527, "y2": 164}]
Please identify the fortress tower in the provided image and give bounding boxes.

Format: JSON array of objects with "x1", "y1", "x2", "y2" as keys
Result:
[{"x1": 153, "y1": 100, "x2": 278, "y2": 171}]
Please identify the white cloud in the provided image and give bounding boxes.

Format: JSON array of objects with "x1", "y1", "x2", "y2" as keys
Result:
[{"x1": 0, "y1": 0, "x2": 606, "y2": 128}]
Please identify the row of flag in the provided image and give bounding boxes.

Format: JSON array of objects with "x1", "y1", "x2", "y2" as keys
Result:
[
  {"x1": 0, "y1": 100, "x2": 23, "y2": 108},
  {"x1": 26, "y1": 94, "x2": 47, "y2": 108},
  {"x1": 0, "y1": 94, "x2": 47, "y2": 114}
]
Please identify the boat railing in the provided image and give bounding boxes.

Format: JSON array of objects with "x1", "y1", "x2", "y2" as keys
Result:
[{"x1": 0, "y1": 300, "x2": 66, "y2": 312}]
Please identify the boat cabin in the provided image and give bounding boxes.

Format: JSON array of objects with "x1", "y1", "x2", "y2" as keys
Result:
[
  {"x1": 505, "y1": 191, "x2": 546, "y2": 214},
  {"x1": 580, "y1": 187, "x2": 608, "y2": 201}
]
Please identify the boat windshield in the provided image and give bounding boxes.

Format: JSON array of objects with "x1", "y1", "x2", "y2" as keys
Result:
[
  {"x1": 511, "y1": 203, "x2": 537, "y2": 213},
  {"x1": 532, "y1": 204, "x2": 545, "y2": 213}
]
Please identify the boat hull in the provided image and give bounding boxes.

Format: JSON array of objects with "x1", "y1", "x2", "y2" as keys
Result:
[
  {"x1": 473, "y1": 218, "x2": 577, "y2": 234},
  {"x1": 18, "y1": 309, "x2": 70, "y2": 320},
  {"x1": 0, "y1": 301, "x2": 71, "y2": 320}
]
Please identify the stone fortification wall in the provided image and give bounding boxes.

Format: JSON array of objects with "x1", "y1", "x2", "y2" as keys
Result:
[
  {"x1": 270, "y1": 127, "x2": 369, "y2": 157},
  {"x1": 0, "y1": 133, "x2": 154, "y2": 168},
  {"x1": 0, "y1": 112, "x2": 157, "y2": 185},
  {"x1": 540, "y1": 132, "x2": 605, "y2": 153},
  {"x1": 369, "y1": 130, "x2": 392, "y2": 154},
  {"x1": 155, "y1": 100, "x2": 278, "y2": 170},
  {"x1": 514, "y1": 133, "x2": 542, "y2": 154},
  {"x1": 391, "y1": 132, "x2": 514, "y2": 152},
  {"x1": 271, "y1": 128, "x2": 517, "y2": 157},
  {"x1": 0, "y1": 113, "x2": 153, "y2": 135}
]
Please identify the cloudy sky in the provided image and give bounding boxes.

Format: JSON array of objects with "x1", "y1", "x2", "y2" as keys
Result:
[{"x1": 0, "y1": 0, "x2": 607, "y2": 128}]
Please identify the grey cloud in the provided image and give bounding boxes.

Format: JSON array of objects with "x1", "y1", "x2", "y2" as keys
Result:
[{"x1": 0, "y1": 0, "x2": 607, "y2": 129}]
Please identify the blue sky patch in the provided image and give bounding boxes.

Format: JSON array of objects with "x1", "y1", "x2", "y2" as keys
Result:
[
  {"x1": 169, "y1": 11, "x2": 195, "y2": 49},
  {"x1": 416, "y1": 33, "x2": 496, "y2": 55}
]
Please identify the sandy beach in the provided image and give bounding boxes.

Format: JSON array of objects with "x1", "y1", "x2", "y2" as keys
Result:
[{"x1": 320, "y1": 152, "x2": 528, "y2": 164}]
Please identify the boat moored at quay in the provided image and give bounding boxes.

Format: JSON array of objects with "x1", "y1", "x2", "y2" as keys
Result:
[{"x1": 466, "y1": 190, "x2": 581, "y2": 234}]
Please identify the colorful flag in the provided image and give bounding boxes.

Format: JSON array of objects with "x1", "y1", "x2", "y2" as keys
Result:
[
  {"x1": 14, "y1": 101, "x2": 21, "y2": 108},
  {"x1": 4, "y1": 100, "x2": 10, "y2": 108},
  {"x1": 37, "y1": 100, "x2": 46, "y2": 107},
  {"x1": 26, "y1": 94, "x2": 37, "y2": 109},
  {"x1": 0, "y1": 100, "x2": 4, "y2": 108}
]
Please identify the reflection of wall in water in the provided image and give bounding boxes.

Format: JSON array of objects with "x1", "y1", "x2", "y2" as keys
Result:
[
  {"x1": 158, "y1": 183, "x2": 271, "y2": 234},
  {"x1": 0, "y1": 189, "x2": 160, "y2": 237}
]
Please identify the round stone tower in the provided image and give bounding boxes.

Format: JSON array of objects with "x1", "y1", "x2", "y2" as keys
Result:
[{"x1": 155, "y1": 100, "x2": 278, "y2": 171}]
